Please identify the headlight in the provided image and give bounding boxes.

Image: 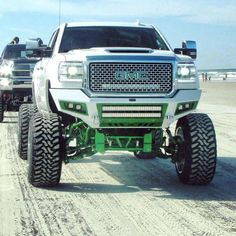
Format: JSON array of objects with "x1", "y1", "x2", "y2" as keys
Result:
[
  {"x1": 177, "y1": 63, "x2": 196, "y2": 79},
  {"x1": 0, "y1": 78, "x2": 12, "y2": 87},
  {"x1": 59, "y1": 62, "x2": 84, "y2": 81},
  {"x1": 0, "y1": 65, "x2": 13, "y2": 78}
]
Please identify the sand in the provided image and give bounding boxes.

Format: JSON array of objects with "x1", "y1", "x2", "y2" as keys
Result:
[
  {"x1": 0, "y1": 81, "x2": 236, "y2": 236},
  {"x1": 200, "y1": 80, "x2": 236, "y2": 107},
  {"x1": 199, "y1": 81, "x2": 236, "y2": 159}
]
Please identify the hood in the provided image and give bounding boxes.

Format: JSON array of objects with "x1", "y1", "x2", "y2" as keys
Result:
[
  {"x1": 175, "y1": 54, "x2": 194, "y2": 64},
  {"x1": 61, "y1": 47, "x2": 178, "y2": 62}
]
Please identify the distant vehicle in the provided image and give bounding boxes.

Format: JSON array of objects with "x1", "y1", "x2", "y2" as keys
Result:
[
  {"x1": 0, "y1": 43, "x2": 39, "y2": 122},
  {"x1": 18, "y1": 22, "x2": 217, "y2": 187}
]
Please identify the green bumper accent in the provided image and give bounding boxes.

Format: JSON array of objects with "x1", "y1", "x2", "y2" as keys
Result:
[
  {"x1": 143, "y1": 132, "x2": 152, "y2": 152},
  {"x1": 175, "y1": 101, "x2": 198, "y2": 115},
  {"x1": 97, "y1": 104, "x2": 168, "y2": 127},
  {"x1": 95, "y1": 130, "x2": 105, "y2": 152},
  {"x1": 95, "y1": 130, "x2": 153, "y2": 153},
  {"x1": 59, "y1": 100, "x2": 88, "y2": 115}
]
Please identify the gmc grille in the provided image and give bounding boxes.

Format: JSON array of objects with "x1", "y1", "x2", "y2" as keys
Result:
[
  {"x1": 89, "y1": 63, "x2": 172, "y2": 93},
  {"x1": 12, "y1": 63, "x2": 35, "y2": 81}
]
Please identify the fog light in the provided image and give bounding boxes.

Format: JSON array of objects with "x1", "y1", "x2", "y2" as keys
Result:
[
  {"x1": 75, "y1": 104, "x2": 82, "y2": 110},
  {"x1": 59, "y1": 101, "x2": 88, "y2": 115},
  {"x1": 68, "y1": 103, "x2": 74, "y2": 109},
  {"x1": 175, "y1": 101, "x2": 197, "y2": 115},
  {"x1": 185, "y1": 103, "x2": 190, "y2": 109}
]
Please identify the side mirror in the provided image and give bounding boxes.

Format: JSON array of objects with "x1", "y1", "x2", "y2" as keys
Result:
[
  {"x1": 26, "y1": 38, "x2": 43, "y2": 50},
  {"x1": 174, "y1": 40, "x2": 197, "y2": 59},
  {"x1": 26, "y1": 38, "x2": 52, "y2": 58}
]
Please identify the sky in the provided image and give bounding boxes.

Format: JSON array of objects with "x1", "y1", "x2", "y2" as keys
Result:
[{"x1": 0, "y1": 0, "x2": 236, "y2": 69}]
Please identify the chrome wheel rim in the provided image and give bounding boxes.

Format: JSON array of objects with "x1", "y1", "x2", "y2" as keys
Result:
[{"x1": 175, "y1": 127, "x2": 185, "y2": 174}]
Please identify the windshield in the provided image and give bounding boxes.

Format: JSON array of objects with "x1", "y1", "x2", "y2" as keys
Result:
[
  {"x1": 2, "y1": 44, "x2": 26, "y2": 59},
  {"x1": 59, "y1": 26, "x2": 169, "y2": 52}
]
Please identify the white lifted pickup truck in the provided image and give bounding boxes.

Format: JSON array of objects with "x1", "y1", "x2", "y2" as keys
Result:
[
  {"x1": 0, "y1": 43, "x2": 39, "y2": 122},
  {"x1": 18, "y1": 22, "x2": 217, "y2": 187}
]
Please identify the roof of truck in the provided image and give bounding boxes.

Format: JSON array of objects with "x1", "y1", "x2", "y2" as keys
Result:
[{"x1": 66, "y1": 21, "x2": 153, "y2": 28}]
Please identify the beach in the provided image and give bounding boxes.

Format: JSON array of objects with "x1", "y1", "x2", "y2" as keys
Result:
[
  {"x1": 200, "y1": 80, "x2": 236, "y2": 107},
  {"x1": 198, "y1": 81, "x2": 236, "y2": 160},
  {"x1": 0, "y1": 81, "x2": 236, "y2": 236}
]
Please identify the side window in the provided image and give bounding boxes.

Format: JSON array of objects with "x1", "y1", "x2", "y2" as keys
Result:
[
  {"x1": 0, "y1": 48, "x2": 4, "y2": 64},
  {"x1": 1, "y1": 46, "x2": 7, "y2": 59},
  {"x1": 48, "y1": 29, "x2": 59, "y2": 51}
]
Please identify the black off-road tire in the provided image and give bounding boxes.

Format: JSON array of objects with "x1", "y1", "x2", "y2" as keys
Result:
[
  {"x1": 175, "y1": 113, "x2": 217, "y2": 185},
  {"x1": 0, "y1": 92, "x2": 4, "y2": 122},
  {"x1": 28, "y1": 112, "x2": 64, "y2": 187},
  {"x1": 18, "y1": 104, "x2": 38, "y2": 160}
]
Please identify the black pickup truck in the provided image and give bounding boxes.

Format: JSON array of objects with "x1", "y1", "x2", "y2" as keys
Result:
[{"x1": 0, "y1": 44, "x2": 39, "y2": 122}]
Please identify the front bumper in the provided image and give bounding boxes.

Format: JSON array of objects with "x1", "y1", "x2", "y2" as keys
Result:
[
  {"x1": 50, "y1": 88, "x2": 201, "y2": 128},
  {"x1": 0, "y1": 77, "x2": 32, "y2": 91}
]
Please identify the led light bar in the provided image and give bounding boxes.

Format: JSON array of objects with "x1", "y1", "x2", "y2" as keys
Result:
[
  {"x1": 102, "y1": 113, "x2": 161, "y2": 118},
  {"x1": 102, "y1": 106, "x2": 162, "y2": 112}
]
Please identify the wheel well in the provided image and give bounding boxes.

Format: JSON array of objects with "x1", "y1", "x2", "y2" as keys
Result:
[
  {"x1": 48, "y1": 81, "x2": 75, "y2": 126},
  {"x1": 48, "y1": 81, "x2": 57, "y2": 113}
]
